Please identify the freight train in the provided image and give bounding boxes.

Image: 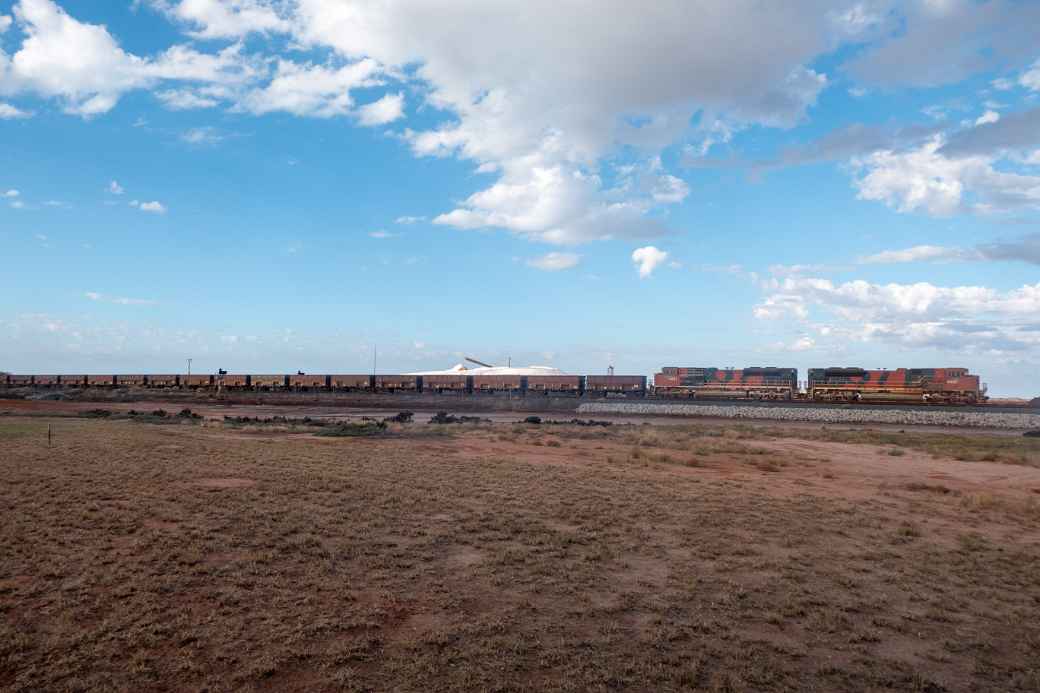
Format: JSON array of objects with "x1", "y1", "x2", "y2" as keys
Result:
[
  {"x1": 0, "y1": 366, "x2": 987, "y2": 405},
  {"x1": 0, "y1": 373, "x2": 648, "y2": 396}
]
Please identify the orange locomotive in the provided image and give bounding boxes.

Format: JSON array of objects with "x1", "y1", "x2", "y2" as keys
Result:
[
  {"x1": 807, "y1": 367, "x2": 984, "y2": 404},
  {"x1": 653, "y1": 367, "x2": 797, "y2": 400}
]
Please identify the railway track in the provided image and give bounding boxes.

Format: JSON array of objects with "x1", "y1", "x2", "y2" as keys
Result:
[{"x1": 641, "y1": 397, "x2": 1034, "y2": 415}]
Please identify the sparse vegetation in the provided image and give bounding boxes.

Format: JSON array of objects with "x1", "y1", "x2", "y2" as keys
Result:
[
  {"x1": 1, "y1": 416, "x2": 1039, "y2": 691},
  {"x1": 314, "y1": 421, "x2": 388, "y2": 437}
]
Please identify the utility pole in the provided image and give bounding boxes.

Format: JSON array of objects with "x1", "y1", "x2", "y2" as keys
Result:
[
  {"x1": 373, "y1": 346, "x2": 377, "y2": 375},
  {"x1": 187, "y1": 358, "x2": 192, "y2": 378}
]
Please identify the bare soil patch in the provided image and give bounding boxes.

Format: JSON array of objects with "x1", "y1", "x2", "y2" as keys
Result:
[{"x1": 0, "y1": 417, "x2": 1038, "y2": 692}]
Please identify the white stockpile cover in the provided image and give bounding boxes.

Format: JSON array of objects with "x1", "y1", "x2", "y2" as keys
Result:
[{"x1": 408, "y1": 364, "x2": 566, "y2": 376}]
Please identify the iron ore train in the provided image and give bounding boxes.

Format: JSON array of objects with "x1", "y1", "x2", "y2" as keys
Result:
[
  {"x1": 652, "y1": 366, "x2": 985, "y2": 404},
  {"x1": 1, "y1": 366, "x2": 987, "y2": 404}
]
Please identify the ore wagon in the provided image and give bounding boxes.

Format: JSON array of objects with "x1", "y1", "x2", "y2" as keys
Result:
[
  {"x1": 147, "y1": 374, "x2": 179, "y2": 388},
  {"x1": 374, "y1": 375, "x2": 419, "y2": 392},
  {"x1": 116, "y1": 375, "x2": 148, "y2": 387},
  {"x1": 423, "y1": 374, "x2": 470, "y2": 393},
  {"x1": 251, "y1": 375, "x2": 288, "y2": 390},
  {"x1": 329, "y1": 375, "x2": 373, "y2": 391},
  {"x1": 526, "y1": 375, "x2": 583, "y2": 394},
  {"x1": 87, "y1": 375, "x2": 116, "y2": 387},
  {"x1": 182, "y1": 375, "x2": 214, "y2": 389},
  {"x1": 290, "y1": 374, "x2": 329, "y2": 390},
  {"x1": 218, "y1": 374, "x2": 250, "y2": 389},
  {"x1": 472, "y1": 375, "x2": 523, "y2": 393},
  {"x1": 585, "y1": 375, "x2": 647, "y2": 396},
  {"x1": 59, "y1": 375, "x2": 87, "y2": 387}
]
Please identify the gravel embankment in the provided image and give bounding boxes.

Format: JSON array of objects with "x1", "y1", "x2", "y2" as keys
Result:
[{"x1": 578, "y1": 402, "x2": 1040, "y2": 430}]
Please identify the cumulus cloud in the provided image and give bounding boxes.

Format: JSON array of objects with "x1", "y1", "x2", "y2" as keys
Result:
[
  {"x1": 754, "y1": 275, "x2": 1040, "y2": 353},
  {"x1": 147, "y1": 0, "x2": 290, "y2": 40},
  {"x1": 284, "y1": 1, "x2": 850, "y2": 244},
  {"x1": 357, "y1": 91, "x2": 404, "y2": 126},
  {"x1": 631, "y1": 246, "x2": 668, "y2": 279},
  {"x1": 974, "y1": 110, "x2": 1000, "y2": 126},
  {"x1": 129, "y1": 200, "x2": 166, "y2": 214},
  {"x1": 235, "y1": 58, "x2": 381, "y2": 118},
  {"x1": 155, "y1": 88, "x2": 219, "y2": 110},
  {"x1": 853, "y1": 136, "x2": 1040, "y2": 216},
  {"x1": 0, "y1": 0, "x2": 260, "y2": 116},
  {"x1": 774, "y1": 335, "x2": 815, "y2": 352},
  {"x1": 107, "y1": 180, "x2": 123, "y2": 195},
  {"x1": 526, "y1": 252, "x2": 580, "y2": 271},
  {"x1": 0, "y1": 101, "x2": 31, "y2": 118},
  {"x1": 1021, "y1": 59, "x2": 1040, "y2": 92},
  {"x1": 3, "y1": 189, "x2": 19, "y2": 198}
]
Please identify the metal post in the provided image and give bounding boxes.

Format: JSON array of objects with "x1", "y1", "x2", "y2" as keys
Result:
[
  {"x1": 48, "y1": 424, "x2": 51, "y2": 447},
  {"x1": 187, "y1": 358, "x2": 192, "y2": 378}
]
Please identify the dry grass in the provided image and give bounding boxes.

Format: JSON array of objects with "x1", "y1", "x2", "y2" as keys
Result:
[{"x1": 1, "y1": 417, "x2": 1039, "y2": 692}]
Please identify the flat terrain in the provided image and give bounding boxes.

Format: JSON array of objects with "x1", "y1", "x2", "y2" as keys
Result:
[{"x1": 1, "y1": 416, "x2": 1039, "y2": 692}]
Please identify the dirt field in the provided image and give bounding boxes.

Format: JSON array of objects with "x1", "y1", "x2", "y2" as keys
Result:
[{"x1": 2, "y1": 416, "x2": 1039, "y2": 692}]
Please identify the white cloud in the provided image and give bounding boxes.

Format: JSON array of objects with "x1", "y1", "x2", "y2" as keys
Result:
[
  {"x1": 991, "y1": 77, "x2": 1015, "y2": 91},
  {"x1": 287, "y1": 1, "x2": 844, "y2": 244},
  {"x1": 180, "y1": 126, "x2": 222, "y2": 145},
  {"x1": 107, "y1": 180, "x2": 123, "y2": 195},
  {"x1": 0, "y1": 14, "x2": 11, "y2": 33},
  {"x1": 10, "y1": 199, "x2": 25, "y2": 209},
  {"x1": 860, "y1": 245, "x2": 965, "y2": 264},
  {"x1": 755, "y1": 276, "x2": 1040, "y2": 354},
  {"x1": 1, "y1": 0, "x2": 260, "y2": 116},
  {"x1": 1021, "y1": 59, "x2": 1040, "y2": 92},
  {"x1": 861, "y1": 234, "x2": 1040, "y2": 266},
  {"x1": 155, "y1": 88, "x2": 218, "y2": 110},
  {"x1": 526, "y1": 252, "x2": 580, "y2": 271},
  {"x1": 130, "y1": 200, "x2": 167, "y2": 214},
  {"x1": 853, "y1": 136, "x2": 1040, "y2": 216},
  {"x1": 394, "y1": 215, "x2": 426, "y2": 224},
  {"x1": 774, "y1": 335, "x2": 815, "y2": 351},
  {"x1": 357, "y1": 91, "x2": 404, "y2": 126},
  {"x1": 368, "y1": 230, "x2": 395, "y2": 239},
  {"x1": 84, "y1": 291, "x2": 158, "y2": 306},
  {"x1": 631, "y1": 246, "x2": 668, "y2": 279},
  {"x1": 3, "y1": 189, "x2": 19, "y2": 198},
  {"x1": 975, "y1": 110, "x2": 1000, "y2": 126},
  {"x1": 236, "y1": 58, "x2": 381, "y2": 118},
  {"x1": 0, "y1": 102, "x2": 31, "y2": 118},
  {"x1": 148, "y1": 0, "x2": 290, "y2": 40},
  {"x1": 650, "y1": 174, "x2": 689, "y2": 203}
]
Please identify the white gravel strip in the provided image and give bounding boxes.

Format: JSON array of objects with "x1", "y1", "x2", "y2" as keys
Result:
[{"x1": 578, "y1": 402, "x2": 1040, "y2": 430}]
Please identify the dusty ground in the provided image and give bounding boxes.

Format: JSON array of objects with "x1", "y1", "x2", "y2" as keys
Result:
[{"x1": 1, "y1": 416, "x2": 1039, "y2": 692}]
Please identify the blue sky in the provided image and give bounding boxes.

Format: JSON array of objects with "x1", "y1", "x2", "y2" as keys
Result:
[{"x1": 2, "y1": 0, "x2": 1040, "y2": 396}]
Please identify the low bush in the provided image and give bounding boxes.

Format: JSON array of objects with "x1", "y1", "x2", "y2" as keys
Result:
[{"x1": 315, "y1": 421, "x2": 388, "y2": 437}]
